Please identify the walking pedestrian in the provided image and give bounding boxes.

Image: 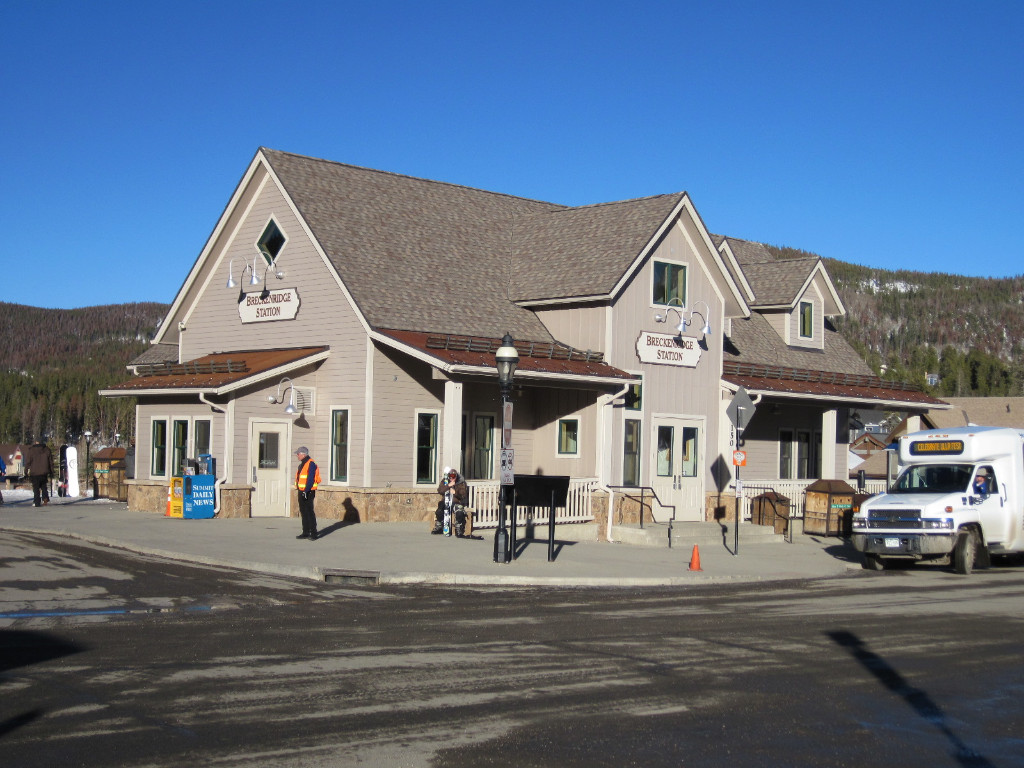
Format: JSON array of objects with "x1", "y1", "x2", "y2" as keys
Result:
[
  {"x1": 294, "y1": 446, "x2": 320, "y2": 541},
  {"x1": 25, "y1": 440, "x2": 54, "y2": 507},
  {"x1": 0, "y1": 452, "x2": 6, "y2": 505}
]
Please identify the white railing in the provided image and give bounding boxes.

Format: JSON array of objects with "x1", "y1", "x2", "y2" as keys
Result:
[
  {"x1": 738, "y1": 478, "x2": 888, "y2": 521},
  {"x1": 468, "y1": 478, "x2": 598, "y2": 528}
]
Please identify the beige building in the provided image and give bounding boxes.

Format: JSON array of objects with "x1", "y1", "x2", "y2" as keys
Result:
[{"x1": 102, "y1": 148, "x2": 946, "y2": 532}]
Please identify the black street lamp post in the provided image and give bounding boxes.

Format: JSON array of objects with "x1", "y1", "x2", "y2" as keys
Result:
[
  {"x1": 493, "y1": 334, "x2": 519, "y2": 564},
  {"x1": 83, "y1": 431, "x2": 93, "y2": 498}
]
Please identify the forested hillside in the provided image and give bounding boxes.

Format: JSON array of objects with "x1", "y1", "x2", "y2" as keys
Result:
[
  {"x1": 0, "y1": 302, "x2": 167, "y2": 446},
  {"x1": 829, "y1": 262, "x2": 1024, "y2": 396},
  {"x1": 764, "y1": 246, "x2": 1024, "y2": 397}
]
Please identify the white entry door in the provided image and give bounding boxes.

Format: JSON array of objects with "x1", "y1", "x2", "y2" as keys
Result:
[
  {"x1": 651, "y1": 416, "x2": 705, "y2": 522},
  {"x1": 250, "y1": 421, "x2": 291, "y2": 517}
]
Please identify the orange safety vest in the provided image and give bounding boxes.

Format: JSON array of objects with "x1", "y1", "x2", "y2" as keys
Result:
[{"x1": 296, "y1": 458, "x2": 321, "y2": 491}]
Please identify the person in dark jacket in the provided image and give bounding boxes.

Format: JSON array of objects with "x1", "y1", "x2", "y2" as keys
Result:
[
  {"x1": 432, "y1": 467, "x2": 469, "y2": 537},
  {"x1": 0, "y1": 452, "x2": 6, "y2": 505},
  {"x1": 25, "y1": 441, "x2": 54, "y2": 507},
  {"x1": 294, "y1": 446, "x2": 320, "y2": 541}
]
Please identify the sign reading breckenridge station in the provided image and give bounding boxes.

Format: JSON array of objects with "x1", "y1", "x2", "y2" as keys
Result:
[
  {"x1": 635, "y1": 331, "x2": 702, "y2": 367},
  {"x1": 238, "y1": 288, "x2": 301, "y2": 323}
]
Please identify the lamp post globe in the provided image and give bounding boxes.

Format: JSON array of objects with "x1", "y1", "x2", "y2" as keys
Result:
[{"x1": 495, "y1": 333, "x2": 519, "y2": 399}]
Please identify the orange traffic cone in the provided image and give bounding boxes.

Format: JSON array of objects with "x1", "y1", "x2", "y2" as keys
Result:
[{"x1": 688, "y1": 544, "x2": 703, "y2": 572}]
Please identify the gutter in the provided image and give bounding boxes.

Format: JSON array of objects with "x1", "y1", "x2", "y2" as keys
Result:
[
  {"x1": 597, "y1": 381, "x2": 633, "y2": 544},
  {"x1": 198, "y1": 392, "x2": 228, "y2": 517}
]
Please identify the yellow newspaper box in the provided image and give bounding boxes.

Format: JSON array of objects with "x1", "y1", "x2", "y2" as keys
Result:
[{"x1": 166, "y1": 477, "x2": 184, "y2": 518}]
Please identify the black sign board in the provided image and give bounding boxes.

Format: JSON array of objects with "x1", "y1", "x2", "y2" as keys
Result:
[
  {"x1": 512, "y1": 475, "x2": 571, "y2": 563},
  {"x1": 513, "y1": 475, "x2": 570, "y2": 507}
]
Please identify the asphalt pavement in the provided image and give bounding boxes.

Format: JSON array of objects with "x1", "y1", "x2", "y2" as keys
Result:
[{"x1": 0, "y1": 489, "x2": 866, "y2": 587}]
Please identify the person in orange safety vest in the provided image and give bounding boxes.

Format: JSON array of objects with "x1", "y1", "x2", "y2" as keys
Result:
[{"x1": 294, "y1": 446, "x2": 320, "y2": 541}]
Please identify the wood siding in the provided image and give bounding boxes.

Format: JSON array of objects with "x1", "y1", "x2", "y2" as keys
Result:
[
  {"x1": 173, "y1": 175, "x2": 368, "y2": 485},
  {"x1": 604, "y1": 218, "x2": 726, "y2": 490},
  {"x1": 533, "y1": 304, "x2": 606, "y2": 353}
]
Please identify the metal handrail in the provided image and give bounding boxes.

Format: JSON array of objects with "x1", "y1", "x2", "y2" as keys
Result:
[{"x1": 605, "y1": 485, "x2": 675, "y2": 536}]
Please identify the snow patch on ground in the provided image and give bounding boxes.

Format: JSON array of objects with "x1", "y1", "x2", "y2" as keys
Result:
[{"x1": 1, "y1": 488, "x2": 115, "y2": 505}]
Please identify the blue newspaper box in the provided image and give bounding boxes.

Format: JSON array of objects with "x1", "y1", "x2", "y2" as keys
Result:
[{"x1": 183, "y1": 475, "x2": 216, "y2": 519}]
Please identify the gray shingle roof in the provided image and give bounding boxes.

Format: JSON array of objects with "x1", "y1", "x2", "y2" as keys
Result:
[
  {"x1": 263, "y1": 149, "x2": 565, "y2": 340},
  {"x1": 714, "y1": 235, "x2": 817, "y2": 307},
  {"x1": 128, "y1": 342, "x2": 179, "y2": 367},
  {"x1": 926, "y1": 397, "x2": 1024, "y2": 429},
  {"x1": 725, "y1": 312, "x2": 872, "y2": 375},
  {"x1": 510, "y1": 194, "x2": 685, "y2": 302},
  {"x1": 263, "y1": 149, "x2": 691, "y2": 340}
]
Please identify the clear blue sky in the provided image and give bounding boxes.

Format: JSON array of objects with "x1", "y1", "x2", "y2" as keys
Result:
[{"x1": 4, "y1": 0, "x2": 1022, "y2": 309}]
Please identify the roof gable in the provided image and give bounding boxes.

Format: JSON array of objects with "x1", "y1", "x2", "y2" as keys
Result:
[
  {"x1": 715, "y1": 236, "x2": 843, "y2": 315},
  {"x1": 509, "y1": 194, "x2": 686, "y2": 303}
]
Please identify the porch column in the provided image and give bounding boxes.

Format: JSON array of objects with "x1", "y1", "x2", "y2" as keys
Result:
[
  {"x1": 442, "y1": 380, "x2": 464, "y2": 473},
  {"x1": 821, "y1": 408, "x2": 838, "y2": 479}
]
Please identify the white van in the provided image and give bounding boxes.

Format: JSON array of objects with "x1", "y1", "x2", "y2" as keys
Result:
[{"x1": 851, "y1": 426, "x2": 1024, "y2": 574}]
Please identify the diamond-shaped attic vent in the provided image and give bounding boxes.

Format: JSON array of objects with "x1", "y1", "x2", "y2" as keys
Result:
[{"x1": 257, "y1": 220, "x2": 286, "y2": 263}]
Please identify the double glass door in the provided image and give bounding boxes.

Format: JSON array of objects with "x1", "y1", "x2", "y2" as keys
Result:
[{"x1": 651, "y1": 416, "x2": 704, "y2": 522}]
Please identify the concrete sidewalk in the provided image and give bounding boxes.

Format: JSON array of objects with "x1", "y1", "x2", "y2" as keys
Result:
[{"x1": 0, "y1": 492, "x2": 866, "y2": 587}]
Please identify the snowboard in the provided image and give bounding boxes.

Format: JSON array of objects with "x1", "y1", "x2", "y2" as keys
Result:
[
  {"x1": 66, "y1": 446, "x2": 80, "y2": 497},
  {"x1": 442, "y1": 489, "x2": 452, "y2": 536}
]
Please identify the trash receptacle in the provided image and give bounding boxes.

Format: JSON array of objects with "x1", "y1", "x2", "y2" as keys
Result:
[
  {"x1": 752, "y1": 492, "x2": 791, "y2": 535},
  {"x1": 803, "y1": 479, "x2": 856, "y2": 536}
]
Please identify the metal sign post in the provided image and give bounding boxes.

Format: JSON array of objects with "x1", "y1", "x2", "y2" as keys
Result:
[{"x1": 727, "y1": 388, "x2": 757, "y2": 556}]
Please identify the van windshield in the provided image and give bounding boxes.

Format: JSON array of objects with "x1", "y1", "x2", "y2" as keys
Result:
[{"x1": 892, "y1": 464, "x2": 973, "y2": 494}]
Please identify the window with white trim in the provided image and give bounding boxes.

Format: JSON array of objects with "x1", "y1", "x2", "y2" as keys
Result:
[
  {"x1": 415, "y1": 411, "x2": 440, "y2": 484},
  {"x1": 194, "y1": 419, "x2": 212, "y2": 458},
  {"x1": 172, "y1": 419, "x2": 189, "y2": 477},
  {"x1": 331, "y1": 408, "x2": 350, "y2": 482},
  {"x1": 557, "y1": 418, "x2": 579, "y2": 456},
  {"x1": 779, "y1": 428, "x2": 821, "y2": 479},
  {"x1": 799, "y1": 301, "x2": 813, "y2": 339},
  {"x1": 150, "y1": 416, "x2": 213, "y2": 478},
  {"x1": 469, "y1": 413, "x2": 495, "y2": 480},
  {"x1": 653, "y1": 260, "x2": 687, "y2": 306},
  {"x1": 151, "y1": 419, "x2": 168, "y2": 477},
  {"x1": 623, "y1": 419, "x2": 641, "y2": 486}
]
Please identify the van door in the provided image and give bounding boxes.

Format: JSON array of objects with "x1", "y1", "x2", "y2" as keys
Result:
[
  {"x1": 250, "y1": 421, "x2": 291, "y2": 517},
  {"x1": 975, "y1": 465, "x2": 1010, "y2": 545}
]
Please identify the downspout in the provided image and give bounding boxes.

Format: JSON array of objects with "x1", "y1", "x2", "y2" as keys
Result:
[
  {"x1": 598, "y1": 381, "x2": 634, "y2": 544},
  {"x1": 198, "y1": 392, "x2": 228, "y2": 516}
]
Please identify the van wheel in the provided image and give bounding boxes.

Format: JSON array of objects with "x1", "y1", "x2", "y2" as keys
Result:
[
  {"x1": 954, "y1": 529, "x2": 978, "y2": 575},
  {"x1": 862, "y1": 554, "x2": 886, "y2": 570}
]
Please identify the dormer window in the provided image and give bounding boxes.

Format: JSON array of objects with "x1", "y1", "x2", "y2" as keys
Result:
[
  {"x1": 257, "y1": 219, "x2": 286, "y2": 264},
  {"x1": 653, "y1": 260, "x2": 687, "y2": 306},
  {"x1": 799, "y1": 301, "x2": 813, "y2": 339}
]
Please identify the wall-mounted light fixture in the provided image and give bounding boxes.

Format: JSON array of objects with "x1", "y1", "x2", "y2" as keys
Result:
[
  {"x1": 654, "y1": 297, "x2": 712, "y2": 336},
  {"x1": 227, "y1": 257, "x2": 286, "y2": 305},
  {"x1": 267, "y1": 376, "x2": 299, "y2": 415},
  {"x1": 226, "y1": 256, "x2": 262, "y2": 289}
]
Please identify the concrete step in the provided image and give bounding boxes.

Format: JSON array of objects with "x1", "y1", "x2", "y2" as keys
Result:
[{"x1": 611, "y1": 521, "x2": 787, "y2": 548}]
